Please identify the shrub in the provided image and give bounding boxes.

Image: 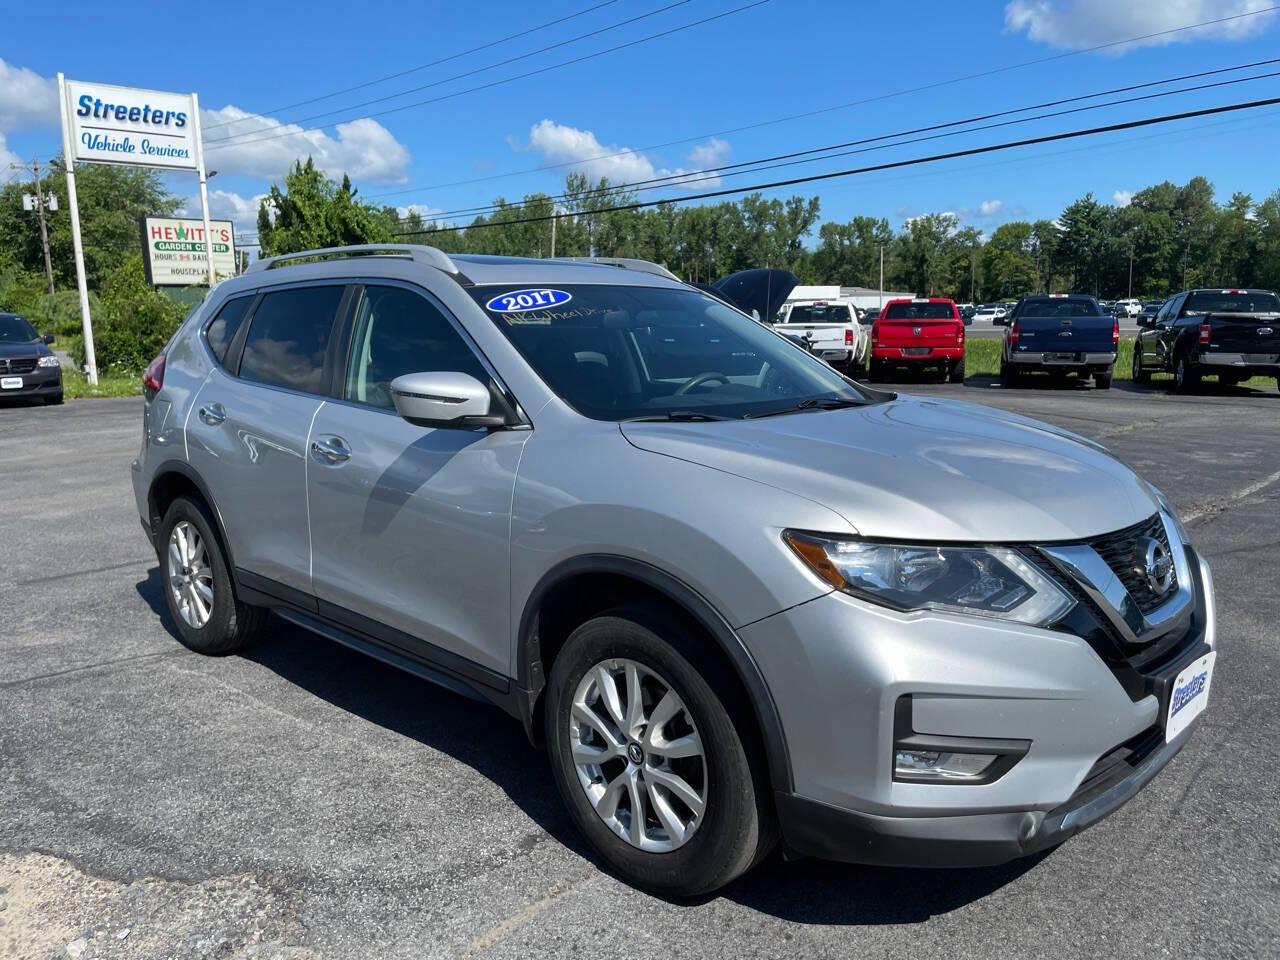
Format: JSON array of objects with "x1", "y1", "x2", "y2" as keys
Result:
[{"x1": 71, "y1": 255, "x2": 188, "y2": 373}]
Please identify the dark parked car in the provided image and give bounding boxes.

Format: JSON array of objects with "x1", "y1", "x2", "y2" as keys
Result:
[
  {"x1": 1000, "y1": 294, "x2": 1118, "y2": 388},
  {"x1": 1133, "y1": 288, "x2": 1280, "y2": 392},
  {"x1": 1134, "y1": 301, "x2": 1163, "y2": 327},
  {"x1": 0, "y1": 312, "x2": 62, "y2": 404}
]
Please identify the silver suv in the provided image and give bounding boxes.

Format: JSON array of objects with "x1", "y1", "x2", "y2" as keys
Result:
[{"x1": 132, "y1": 245, "x2": 1217, "y2": 895}]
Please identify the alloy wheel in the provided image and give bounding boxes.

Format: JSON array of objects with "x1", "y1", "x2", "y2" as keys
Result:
[
  {"x1": 569, "y1": 658, "x2": 707, "y2": 852},
  {"x1": 168, "y1": 520, "x2": 214, "y2": 629}
]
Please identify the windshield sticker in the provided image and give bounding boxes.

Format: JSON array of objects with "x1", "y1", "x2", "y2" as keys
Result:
[{"x1": 485, "y1": 288, "x2": 572, "y2": 313}]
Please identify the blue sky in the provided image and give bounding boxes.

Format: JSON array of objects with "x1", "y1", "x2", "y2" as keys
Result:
[{"x1": 3, "y1": 0, "x2": 1280, "y2": 253}]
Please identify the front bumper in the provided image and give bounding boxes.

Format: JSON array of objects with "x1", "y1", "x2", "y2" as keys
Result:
[
  {"x1": 740, "y1": 545, "x2": 1215, "y2": 867},
  {"x1": 0, "y1": 364, "x2": 62, "y2": 398}
]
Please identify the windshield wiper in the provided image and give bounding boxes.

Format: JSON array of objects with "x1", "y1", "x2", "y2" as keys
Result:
[
  {"x1": 744, "y1": 396, "x2": 869, "y2": 419},
  {"x1": 621, "y1": 410, "x2": 735, "y2": 423}
]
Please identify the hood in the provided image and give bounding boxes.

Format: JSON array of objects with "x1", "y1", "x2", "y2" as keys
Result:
[
  {"x1": 700, "y1": 268, "x2": 798, "y2": 320},
  {"x1": 620, "y1": 395, "x2": 1159, "y2": 543},
  {"x1": 0, "y1": 340, "x2": 50, "y2": 358}
]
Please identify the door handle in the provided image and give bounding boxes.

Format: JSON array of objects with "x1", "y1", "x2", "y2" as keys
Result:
[
  {"x1": 310, "y1": 436, "x2": 351, "y2": 464},
  {"x1": 198, "y1": 402, "x2": 226, "y2": 425}
]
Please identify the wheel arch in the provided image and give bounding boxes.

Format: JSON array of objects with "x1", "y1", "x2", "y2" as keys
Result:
[
  {"x1": 146, "y1": 460, "x2": 237, "y2": 572},
  {"x1": 516, "y1": 554, "x2": 794, "y2": 793}
]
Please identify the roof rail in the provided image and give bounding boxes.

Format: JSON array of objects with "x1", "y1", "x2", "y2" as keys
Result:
[
  {"x1": 246, "y1": 244, "x2": 459, "y2": 275},
  {"x1": 551, "y1": 256, "x2": 680, "y2": 282}
]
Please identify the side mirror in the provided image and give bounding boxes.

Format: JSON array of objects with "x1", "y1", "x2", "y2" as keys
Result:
[
  {"x1": 390, "y1": 371, "x2": 506, "y2": 429},
  {"x1": 42, "y1": 333, "x2": 55, "y2": 344},
  {"x1": 1137, "y1": 317, "x2": 1154, "y2": 328}
]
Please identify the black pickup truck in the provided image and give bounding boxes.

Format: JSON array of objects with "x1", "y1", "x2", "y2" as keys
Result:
[{"x1": 1132, "y1": 288, "x2": 1280, "y2": 393}]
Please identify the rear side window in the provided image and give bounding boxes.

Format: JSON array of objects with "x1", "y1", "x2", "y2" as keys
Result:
[
  {"x1": 239, "y1": 286, "x2": 345, "y2": 394},
  {"x1": 204, "y1": 296, "x2": 253, "y2": 366},
  {"x1": 884, "y1": 302, "x2": 955, "y2": 320},
  {"x1": 345, "y1": 286, "x2": 489, "y2": 409}
]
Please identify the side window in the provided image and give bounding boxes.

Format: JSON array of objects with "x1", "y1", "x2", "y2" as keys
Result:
[
  {"x1": 204, "y1": 296, "x2": 253, "y2": 367},
  {"x1": 345, "y1": 285, "x2": 489, "y2": 409},
  {"x1": 238, "y1": 286, "x2": 345, "y2": 394}
]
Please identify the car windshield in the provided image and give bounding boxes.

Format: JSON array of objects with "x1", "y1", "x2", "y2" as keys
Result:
[
  {"x1": 470, "y1": 284, "x2": 871, "y2": 421},
  {"x1": 1017, "y1": 299, "x2": 1103, "y2": 318},
  {"x1": 0, "y1": 314, "x2": 39, "y2": 343},
  {"x1": 883, "y1": 302, "x2": 954, "y2": 320},
  {"x1": 786, "y1": 304, "x2": 852, "y2": 324},
  {"x1": 1183, "y1": 291, "x2": 1280, "y2": 315}
]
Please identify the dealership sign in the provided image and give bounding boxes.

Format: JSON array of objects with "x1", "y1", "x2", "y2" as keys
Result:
[
  {"x1": 63, "y1": 79, "x2": 199, "y2": 171},
  {"x1": 140, "y1": 217, "x2": 236, "y2": 285}
]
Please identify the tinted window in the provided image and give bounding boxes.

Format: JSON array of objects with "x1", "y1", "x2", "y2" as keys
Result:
[
  {"x1": 786, "y1": 304, "x2": 853, "y2": 324},
  {"x1": 1018, "y1": 298, "x2": 1103, "y2": 318},
  {"x1": 1183, "y1": 291, "x2": 1280, "y2": 315},
  {"x1": 0, "y1": 314, "x2": 38, "y2": 342},
  {"x1": 204, "y1": 296, "x2": 253, "y2": 366},
  {"x1": 346, "y1": 286, "x2": 488, "y2": 409},
  {"x1": 883, "y1": 302, "x2": 955, "y2": 320},
  {"x1": 239, "y1": 286, "x2": 344, "y2": 393},
  {"x1": 469, "y1": 284, "x2": 866, "y2": 421}
]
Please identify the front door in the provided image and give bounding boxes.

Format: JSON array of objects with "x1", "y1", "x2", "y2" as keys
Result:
[{"x1": 306, "y1": 283, "x2": 528, "y2": 676}]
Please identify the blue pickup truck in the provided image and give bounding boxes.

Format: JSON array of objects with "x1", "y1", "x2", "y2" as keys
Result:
[{"x1": 1000, "y1": 294, "x2": 1118, "y2": 389}]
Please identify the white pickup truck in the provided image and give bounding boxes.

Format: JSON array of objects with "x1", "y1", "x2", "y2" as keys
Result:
[{"x1": 776, "y1": 298, "x2": 867, "y2": 373}]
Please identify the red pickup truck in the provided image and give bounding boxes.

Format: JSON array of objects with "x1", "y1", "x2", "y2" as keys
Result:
[{"x1": 867, "y1": 297, "x2": 965, "y2": 383}]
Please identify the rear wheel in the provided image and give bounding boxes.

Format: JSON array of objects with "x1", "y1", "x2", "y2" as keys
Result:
[
  {"x1": 1131, "y1": 346, "x2": 1150, "y2": 384},
  {"x1": 866, "y1": 360, "x2": 884, "y2": 383},
  {"x1": 948, "y1": 357, "x2": 966, "y2": 383},
  {"x1": 158, "y1": 495, "x2": 266, "y2": 654},
  {"x1": 1174, "y1": 353, "x2": 1200, "y2": 394},
  {"x1": 1094, "y1": 370, "x2": 1113, "y2": 390},
  {"x1": 1000, "y1": 361, "x2": 1020, "y2": 388},
  {"x1": 545, "y1": 610, "x2": 775, "y2": 895}
]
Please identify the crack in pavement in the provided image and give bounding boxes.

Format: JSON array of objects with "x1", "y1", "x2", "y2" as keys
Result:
[
  {"x1": 1182, "y1": 467, "x2": 1280, "y2": 525},
  {"x1": 0, "y1": 649, "x2": 184, "y2": 690},
  {"x1": 13, "y1": 557, "x2": 153, "y2": 587}
]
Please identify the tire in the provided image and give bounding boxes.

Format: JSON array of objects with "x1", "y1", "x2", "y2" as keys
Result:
[
  {"x1": 866, "y1": 360, "x2": 884, "y2": 383},
  {"x1": 1000, "y1": 361, "x2": 1020, "y2": 388},
  {"x1": 1131, "y1": 347, "x2": 1150, "y2": 384},
  {"x1": 1174, "y1": 353, "x2": 1201, "y2": 394},
  {"x1": 948, "y1": 357, "x2": 965, "y2": 383},
  {"x1": 545, "y1": 609, "x2": 775, "y2": 896},
  {"x1": 44, "y1": 390, "x2": 64, "y2": 405},
  {"x1": 157, "y1": 495, "x2": 266, "y2": 654},
  {"x1": 1094, "y1": 370, "x2": 1113, "y2": 390}
]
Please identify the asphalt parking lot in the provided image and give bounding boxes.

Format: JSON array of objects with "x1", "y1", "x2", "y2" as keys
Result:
[{"x1": 2, "y1": 377, "x2": 1278, "y2": 960}]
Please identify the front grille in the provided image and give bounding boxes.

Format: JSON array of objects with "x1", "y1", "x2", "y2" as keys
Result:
[
  {"x1": 0, "y1": 357, "x2": 38, "y2": 375},
  {"x1": 1087, "y1": 513, "x2": 1176, "y2": 615}
]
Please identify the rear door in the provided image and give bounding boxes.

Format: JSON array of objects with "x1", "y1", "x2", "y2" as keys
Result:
[
  {"x1": 186, "y1": 283, "x2": 351, "y2": 602},
  {"x1": 305, "y1": 281, "x2": 528, "y2": 677}
]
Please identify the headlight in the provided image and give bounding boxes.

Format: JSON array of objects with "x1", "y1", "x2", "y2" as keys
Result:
[
  {"x1": 38, "y1": 355, "x2": 60, "y2": 368},
  {"x1": 783, "y1": 531, "x2": 1075, "y2": 627}
]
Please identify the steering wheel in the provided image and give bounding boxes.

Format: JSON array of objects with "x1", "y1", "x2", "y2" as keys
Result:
[{"x1": 674, "y1": 371, "x2": 731, "y2": 396}]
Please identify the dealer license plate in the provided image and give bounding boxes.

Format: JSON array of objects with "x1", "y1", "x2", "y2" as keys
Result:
[
  {"x1": 1165, "y1": 651, "x2": 1215, "y2": 743},
  {"x1": 1, "y1": 377, "x2": 22, "y2": 390},
  {"x1": 901, "y1": 347, "x2": 930, "y2": 356}
]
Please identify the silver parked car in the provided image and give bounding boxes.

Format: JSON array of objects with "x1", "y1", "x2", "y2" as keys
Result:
[{"x1": 133, "y1": 245, "x2": 1217, "y2": 895}]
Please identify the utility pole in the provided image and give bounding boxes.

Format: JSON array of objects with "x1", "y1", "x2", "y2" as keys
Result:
[
  {"x1": 878, "y1": 244, "x2": 884, "y2": 311},
  {"x1": 550, "y1": 204, "x2": 558, "y2": 259},
  {"x1": 11, "y1": 160, "x2": 56, "y2": 294},
  {"x1": 1128, "y1": 245, "x2": 1134, "y2": 299}
]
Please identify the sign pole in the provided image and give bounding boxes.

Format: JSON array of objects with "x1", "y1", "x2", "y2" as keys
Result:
[
  {"x1": 190, "y1": 93, "x2": 216, "y2": 287},
  {"x1": 57, "y1": 72, "x2": 98, "y2": 386}
]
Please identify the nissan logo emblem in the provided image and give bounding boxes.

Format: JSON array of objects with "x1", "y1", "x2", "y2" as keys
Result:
[{"x1": 1141, "y1": 537, "x2": 1175, "y2": 596}]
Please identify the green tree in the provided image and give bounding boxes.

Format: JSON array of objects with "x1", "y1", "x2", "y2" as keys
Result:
[{"x1": 256, "y1": 158, "x2": 392, "y2": 256}]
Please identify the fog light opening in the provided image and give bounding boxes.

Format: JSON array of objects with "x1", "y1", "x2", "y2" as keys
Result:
[{"x1": 894, "y1": 750, "x2": 998, "y2": 780}]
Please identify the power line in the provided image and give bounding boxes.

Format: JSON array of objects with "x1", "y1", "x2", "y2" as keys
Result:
[
  {"x1": 364, "y1": 3, "x2": 1280, "y2": 202},
  {"x1": 382, "y1": 60, "x2": 1280, "y2": 221},
  {"x1": 205, "y1": 0, "x2": 622, "y2": 132},
  {"x1": 208, "y1": 0, "x2": 695, "y2": 142},
  {"x1": 206, "y1": 1, "x2": 770, "y2": 152},
  {"x1": 379, "y1": 95, "x2": 1280, "y2": 237}
]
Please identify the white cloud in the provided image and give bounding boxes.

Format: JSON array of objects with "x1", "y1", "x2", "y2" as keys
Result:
[
  {"x1": 1004, "y1": 0, "x2": 1277, "y2": 53},
  {"x1": 178, "y1": 189, "x2": 267, "y2": 235},
  {"x1": 0, "y1": 58, "x2": 57, "y2": 130},
  {"x1": 979, "y1": 199, "x2": 1004, "y2": 216},
  {"x1": 524, "y1": 120, "x2": 728, "y2": 189},
  {"x1": 1113, "y1": 189, "x2": 1134, "y2": 207},
  {"x1": 0, "y1": 132, "x2": 19, "y2": 169},
  {"x1": 396, "y1": 203, "x2": 442, "y2": 221},
  {"x1": 201, "y1": 106, "x2": 411, "y2": 185}
]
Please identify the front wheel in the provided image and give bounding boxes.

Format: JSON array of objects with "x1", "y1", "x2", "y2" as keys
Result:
[
  {"x1": 545, "y1": 610, "x2": 774, "y2": 895},
  {"x1": 158, "y1": 495, "x2": 266, "y2": 654}
]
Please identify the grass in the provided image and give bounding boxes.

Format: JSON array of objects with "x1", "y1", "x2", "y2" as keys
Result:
[
  {"x1": 964, "y1": 336, "x2": 1275, "y2": 388},
  {"x1": 62, "y1": 367, "x2": 143, "y2": 399}
]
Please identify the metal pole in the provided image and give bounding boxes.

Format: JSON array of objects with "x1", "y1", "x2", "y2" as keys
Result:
[
  {"x1": 190, "y1": 93, "x2": 217, "y2": 287},
  {"x1": 57, "y1": 73, "x2": 97, "y2": 385},
  {"x1": 550, "y1": 204, "x2": 557, "y2": 259},
  {"x1": 1128, "y1": 246, "x2": 1134, "y2": 299},
  {"x1": 32, "y1": 160, "x2": 55, "y2": 294},
  {"x1": 878, "y1": 244, "x2": 884, "y2": 310}
]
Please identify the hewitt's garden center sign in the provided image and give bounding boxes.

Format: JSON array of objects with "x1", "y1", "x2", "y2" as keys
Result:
[{"x1": 140, "y1": 217, "x2": 236, "y2": 285}]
